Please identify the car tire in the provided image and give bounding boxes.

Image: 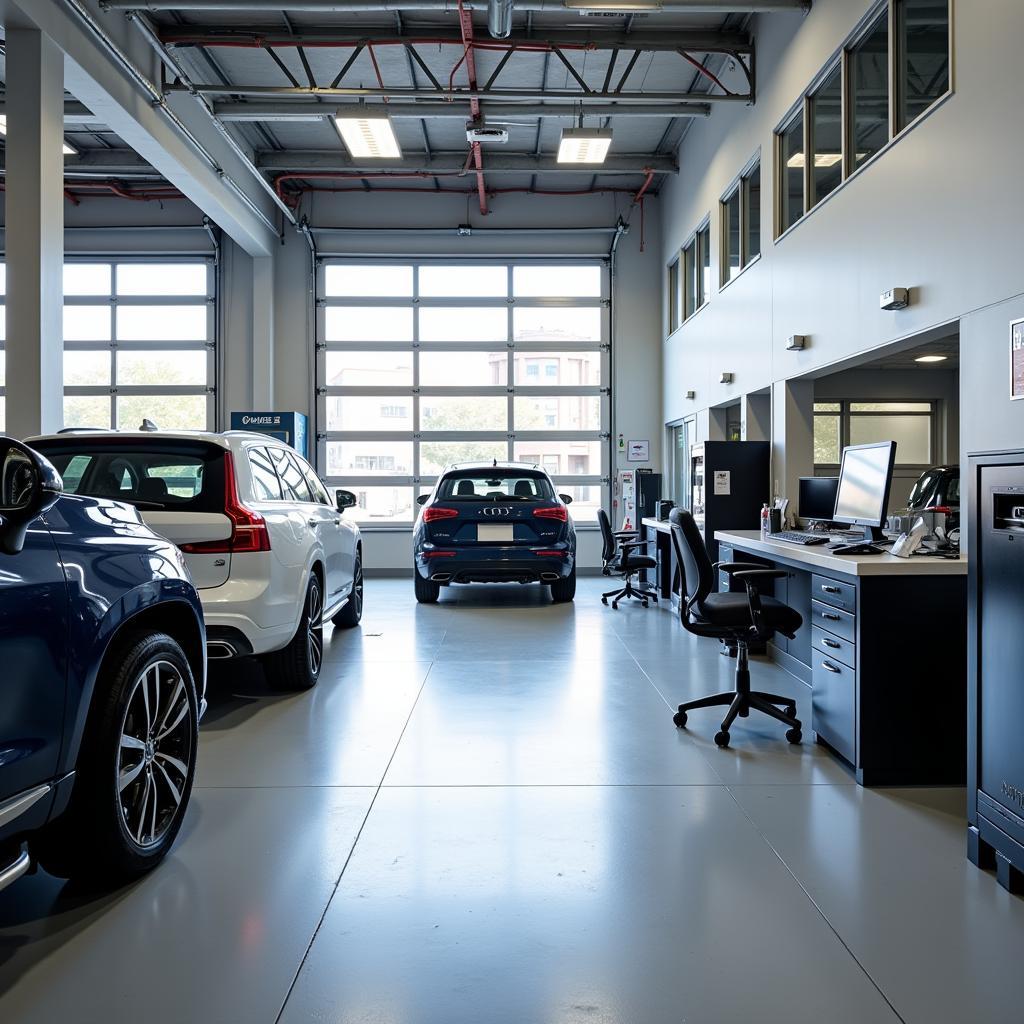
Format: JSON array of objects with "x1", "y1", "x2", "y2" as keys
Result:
[
  {"x1": 414, "y1": 569, "x2": 440, "y2": 604},
  {"x1": 332, "y1": 550, "x2": 364, "y2": 629},
  {"x1": 264, "y1": 573, "x2": 324, "y2": 691},
  {"x1": 550, "y1": 567, "x2": 576, "y2": 603},
  {"x1": 32, "y1": 630, "x2": 199, "y2": 882}
]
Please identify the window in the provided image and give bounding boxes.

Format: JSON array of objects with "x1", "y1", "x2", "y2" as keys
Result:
[
  {"x1": 775, "y1": 1, "x2": 949, "y2": 237},
  {"x1": 0, "y1": 260, "x2": 213, "y2": 433},
  {"x1": 814, "y1": 400, "x2": 934, "y2": 466},
  {"x1": 318, "y1": 261, "x2": 608, "y2": 525},
  {"x1": 721, "y1": 158, "x2": 761, "y2": 285},
  {"x1": 667, "y1": 256, "x2": 681, "y2": 334},
  {"x1": 898, "y1": 0, "x2": 950, "y2": 128},
  {"x1": 270, "y1": 447, "x2": 313, "y2": 502},
  {"x1": 680, "y1": 220, "x2": 711, "y2": 321},
  {"x1": 249, "y1": 447, "x2": 283, "y2": 501}
]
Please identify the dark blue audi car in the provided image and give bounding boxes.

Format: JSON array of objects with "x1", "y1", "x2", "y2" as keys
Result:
[
  {"x1": 0, "y1": 437, "x2": 205, "y2": 893},
  {"x1": 413, "y1": 462, "x2": 576, "y2": 603}
]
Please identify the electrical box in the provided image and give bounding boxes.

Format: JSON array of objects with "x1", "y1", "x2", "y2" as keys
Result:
[{"x1": 880, "y1": 288, "x2": 909, "y2": 311}]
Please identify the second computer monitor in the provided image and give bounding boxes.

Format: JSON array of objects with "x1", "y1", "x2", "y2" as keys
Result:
[
  {"x1": 799, "y1": 476, "x2": 839, "y2": 523},
  {"x1": 833, "y1": 441, "x2": 897, "y2": 540}
]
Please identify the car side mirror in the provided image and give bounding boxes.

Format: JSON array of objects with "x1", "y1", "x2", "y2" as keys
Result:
[
  {"x1": 0, "y1": 439, "x2": 63, "y2": 555},
  {"x1": 416, "y1": 494, "x2": 430, "y2": 506},
  {"x1": 335, "y1": 489, "x2": 358, "y2": 514},
  {"x1": 558, "y1": 493, "x2": 573, "y2": 505}
]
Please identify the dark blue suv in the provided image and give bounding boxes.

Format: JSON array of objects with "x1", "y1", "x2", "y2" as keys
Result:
[
  {"x1": 0, "y1": 437, "x2": 205, "y2": 893},
  {"x1": 413, "y1": 462, "x2": 577, "y2": 603}
]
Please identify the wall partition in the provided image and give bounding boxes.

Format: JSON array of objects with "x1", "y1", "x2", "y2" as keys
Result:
[
  {"x1": 0, "y1": 258, "x2": 216, "y2": 433},
  {"x1": 316, "y1": 259, "x2": 610, "y2": 527}
]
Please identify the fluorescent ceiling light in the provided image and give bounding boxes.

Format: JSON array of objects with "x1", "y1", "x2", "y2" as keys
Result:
[
  {"x1": 565, "y1": 0, "x2": 662, "y2": 8},
  {"x1": 787, "y1": 152, "x2": 841, "y2": 169},
  {"x1": 332, "y1": 113, "x2": 401, "y2": 160},
  {"x1": 0, "y1": 114, "x2": 77, "y2": 156},
  {"x1": 914, "y1": 354, "x2": 948, "y2": 363},
  {"x1": 557, "y1": 128, "x2": 612, "y2": 164}
]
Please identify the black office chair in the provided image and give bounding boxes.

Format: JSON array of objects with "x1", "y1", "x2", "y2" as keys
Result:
[
  {"x1": 668, "y1": 507, "x2": 803, "y2": 747},
  {"x1": 597, "y1": 508, "x2": 658, "y2": 609}
]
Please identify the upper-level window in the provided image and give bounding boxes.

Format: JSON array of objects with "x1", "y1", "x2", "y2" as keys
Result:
[
  {"x1": 721, "y1": 159, "x2": 761, "y2": 286},
  {"x1": 667, "y1": 256, "x2": 681, "y2": 334},
  {"x1": 680, "y1": 220, "x2": 711, "y2": 320},
  {"x1": 775, "y1": 0, "x2": 950, "y2": 238}
]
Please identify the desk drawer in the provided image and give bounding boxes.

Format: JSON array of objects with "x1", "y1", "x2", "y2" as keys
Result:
[
  {"x1": 812, "y1": 574, "x2": 856, "y2": 613},
  {"x1": 811, "y1": 599, "x2": 855, "y2": 642},
  {"x1": 812, "y1": 625, "x2": 855, "y2": 669},
  {"x1": 813, "y1": 655, "x2": 856, "y2": 764}
]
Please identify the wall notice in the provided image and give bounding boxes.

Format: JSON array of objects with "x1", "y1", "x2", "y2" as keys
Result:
[
  {"x1": 713, "y1": 470, "x2": 731, "y2": 496},
  {"x1": 627, "y1": 439, "x2": 650, "y2": 462},
  {"x1": 1011, "y1": 319, "x2": 1024, "y2": 400}
]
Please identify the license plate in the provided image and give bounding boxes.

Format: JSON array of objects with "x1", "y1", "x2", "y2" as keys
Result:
[{"x1": 477, "y1": 524, "x2": 514, "y2": 543}]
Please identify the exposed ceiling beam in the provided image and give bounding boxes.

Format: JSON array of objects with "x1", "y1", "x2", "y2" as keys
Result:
[
  {"x1": 213, "y1": 100, "x2": 712, "y2": 119},
  {"x1": 169, "y1": 83, "x2": 749, "y2": 104},
  {"x1": 257, "y1": 150, "x2": 677, "y2": 174},
  {"x1": 158, "y1": 27, "x2": 753, "y2": 54},
  {"x1": 102, "y1": 0, "x2": 809, "y2": 12}
]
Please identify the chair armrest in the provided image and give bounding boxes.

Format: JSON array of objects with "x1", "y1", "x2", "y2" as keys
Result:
[
  {"x1": 730, "y1": 569, "x2": 788, "y2": 583},
  {"x1": 620, "y1": 540, "x2": 653, "y2": 552},
  {"x1": 614, "y1": 530, "x2": 639, "y2": 538},
  {"x1": 716, "y1": 561, "x2": 771, "y2": 575}
]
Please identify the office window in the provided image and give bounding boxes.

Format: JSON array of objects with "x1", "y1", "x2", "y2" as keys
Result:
[
  {"x1": 850, "y1": 11, "x2": 890, "y2": 170},
  {"x1": 811, "y1": 62, "x2": 844, "y2": 205},
  {"x1": 698, "y1": 224, "x2": 711, "y2": 306},
  {"x1": 779, "y1": 112, "x2": 805, "y2": 233},
  {"x1": 815, "y1": 400, "x2": 934, "y2": 466},
  {"x1": 680, "y1": 220, "x2": 711, "y2": 319},
  {"x1": 319, "y1": 261, "x2": 608, "y2": 525},
  {"x1": 667, "y1": 257, "x2": 681, "y2": 334},
  {"x1": 721, "y1": 158, "x2": 761, "y2": 286},
  {"x1": 898, "y1": 0, "x2": 950, "y2": 128},
  {"x1": 682, "y1": 241, "x2": 697, "y2": 321}
]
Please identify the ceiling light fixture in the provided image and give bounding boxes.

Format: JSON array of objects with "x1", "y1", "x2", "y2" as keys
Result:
[
  {"x1": 557, "y1": 127, "x2": 612, "y2": 164},
  {"x1": 787, "y1": 152, "x2": 842, "y2": 169},
  {"x1": 0, "y1": 114, "x2": 78, "y2": 156},
  {"x1": 332, "y1": 112, "x2": 401, "y2": 160},
  {"x1": 914, "y1": 354, "x2": 948, "y2": 363},
  {"x1": 564, "y1": 0, "x2": 663, "y2": 9}
]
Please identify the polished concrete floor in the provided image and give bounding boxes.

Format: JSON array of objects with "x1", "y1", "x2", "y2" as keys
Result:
[{"x1": 1, "y1": 578, "x2": 1021, "y2": 1023}]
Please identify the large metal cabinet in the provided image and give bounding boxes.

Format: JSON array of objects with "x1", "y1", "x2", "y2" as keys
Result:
[{"x1": 967, "y1": 450, "x2": 1024, "y2": 894}]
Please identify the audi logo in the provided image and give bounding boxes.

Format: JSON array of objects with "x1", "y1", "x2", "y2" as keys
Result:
[{"x1": 482, "y1": 507, "x2": 512, "y2": 517}]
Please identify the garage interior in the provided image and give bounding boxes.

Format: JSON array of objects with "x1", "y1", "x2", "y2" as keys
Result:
[{"x1": 2, "y1": 0, "x2": 1024, "y2": 1021}]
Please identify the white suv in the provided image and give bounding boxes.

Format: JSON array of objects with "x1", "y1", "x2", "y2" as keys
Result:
[{"x1": 30, "y1": 430, "x2": 363, "y2": 690}]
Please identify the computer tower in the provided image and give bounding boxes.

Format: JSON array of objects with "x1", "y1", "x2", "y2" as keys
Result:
[
  {"x1": 967, "y1": 450, "x2": 1024, "y2": 894},
  {"x1": 690, "y1": 441, "x2": 771, "y2": 570}
]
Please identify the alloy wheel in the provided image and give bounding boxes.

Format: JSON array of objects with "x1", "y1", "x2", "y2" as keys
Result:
[
  {"x1": 117, "y1": 660, "x2": 193, "y2": 849},
  {"x1": 352, "y1": 559, "x2": 363, "y2": 618},
  {"x1": 307, "y1": 577, "x2": 324, "y2": 677}
]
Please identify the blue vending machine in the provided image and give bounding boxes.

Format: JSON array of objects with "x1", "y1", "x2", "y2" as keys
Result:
[{"x1": 230, "y1": 411, "x2": 309, "y2": 459}]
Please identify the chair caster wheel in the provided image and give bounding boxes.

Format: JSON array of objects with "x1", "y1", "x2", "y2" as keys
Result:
[
  {"x1": 673, "y1": 710, "x2": 687, "y2": 728},
  {"x1": 612, "y1": 602, "x2": 618, "y2": 609},
  {"x1": 601, "y1": 597, "x2": 608, "y2": 605},
  {"x1": 642, "y1": 601, "x2": 649, "y2": 608},
  {"x1": 714, "y1": 730, "x2": 730, "y2": 747},
  {"x1": 786, "y1": 728, "x2": 802, "y2": 744}
]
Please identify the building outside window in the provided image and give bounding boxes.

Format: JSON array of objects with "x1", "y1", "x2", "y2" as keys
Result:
[
  {"x1": 0, "y1": 260, "x2": 214, "y2": 433},
  {"x1": 318, "y1": 261, "x2": 609, "y2": 525},
  {"x1": 667, "y1": 256, "x2": 681, "y2": 334},
  {"x1": 680, "y1": 220, "x2": 711, "y2": 321},
  {"x1": 721, "y1": 158, "x2": 762, "y2": 286}
]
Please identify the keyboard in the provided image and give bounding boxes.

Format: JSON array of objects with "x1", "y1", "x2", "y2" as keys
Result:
[{"x1": 771, "y1": 531, "x2": 829, "y2": 546}]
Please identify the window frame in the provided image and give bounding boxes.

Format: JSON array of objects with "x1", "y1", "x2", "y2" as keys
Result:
[
  {"x1": 813, "y1": 398, "x2": 938, "y2": 469},
  {"x1": 316, "y1": 258, "x2": 610, "y2": 530},
  {"x1": 680, "y1": 217, "x2": 711, "y2": 322},
  {"x1": 774, "y1": 0, "x2": 953, "y2": 240},
  {"x1": 667, "y1": 255, "x2": 681, "y2": 335},
  {"x1": 719, "y1": 154, "x2": 762, "y2": 290}
]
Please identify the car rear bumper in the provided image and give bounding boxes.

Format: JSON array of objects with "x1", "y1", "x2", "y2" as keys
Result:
[{"x1": 416, "y1": 547, "x2": 574, "y2": 585}]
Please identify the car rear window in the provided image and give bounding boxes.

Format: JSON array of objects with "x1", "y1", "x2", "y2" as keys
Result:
[
  {"x1": 437, "y1": 471, "x2": 554, "y2": 501},
  {"x1": 32, "y1": 440, "x2": 225, "y2": 513}
]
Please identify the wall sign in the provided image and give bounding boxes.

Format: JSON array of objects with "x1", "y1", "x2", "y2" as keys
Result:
[
  {"x1": 627, "y1": 439, "x2": 650, "y2": 462},
  {"x1": 713, "y1": 470, "x2": 731, "y2": 496},
  {"x1": 1012, "y1": 318, "x2": 1024, "y2": 400}
]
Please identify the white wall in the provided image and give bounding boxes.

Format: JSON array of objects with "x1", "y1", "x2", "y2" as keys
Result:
[{"x1": 659, "y1": 0, "x2": 1024, "y2": 478}]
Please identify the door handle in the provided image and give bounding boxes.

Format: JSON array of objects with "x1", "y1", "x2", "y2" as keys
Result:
[
  {"x1": 333, "y1": 518, "x2": 341, "y2": 526},
  {"x1": 821, "y1": 585, "x2": 841, "y2": 594},
  {"x1": 821, "y1": 637, "x2": 841, "y2": 649},
  {"x1": 821, "y1": 660, "x2": 841, "y2": 673}
]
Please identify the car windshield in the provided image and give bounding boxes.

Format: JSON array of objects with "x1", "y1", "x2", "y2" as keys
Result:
[
  {"x1": 32, "y1": 440, "x2": 225, "y2": 512},
  {"x1": 437, "y1": 471, "x2": 554, "y2": 502}
]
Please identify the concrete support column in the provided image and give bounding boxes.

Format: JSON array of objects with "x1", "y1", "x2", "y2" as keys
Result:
[
  {"x1": 741, "y1": 392, "x2": 771, "y2": 442},
  {"x1": 771, "y1": 378, "x2": 815, "y2": 505},
  {"x1": 252, "y1": 255, "x2": 275, "y2": 408},
  {"x1": 6, "y1": 29, "x2": 65, "y2": 437}
]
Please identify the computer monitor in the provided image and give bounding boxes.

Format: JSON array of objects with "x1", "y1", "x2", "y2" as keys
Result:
[
  {"x1": 799, "y1": 476, "x2": 839, "y2": 524},
  {"x1": 833, "y1": 441, "x2": 897, "y2": 542}
]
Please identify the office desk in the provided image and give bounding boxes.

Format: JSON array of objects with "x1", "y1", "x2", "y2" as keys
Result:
[
  {"x1": 640, "y1": 517, "x2": 674, "y2": 600},
  {"x1": 715, "y1": 530, "x2": 968, "y2": 787}
]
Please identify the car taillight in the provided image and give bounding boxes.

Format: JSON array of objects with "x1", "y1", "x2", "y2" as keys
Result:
[
  {"x1": 423, "y1": 507, "x2": 459, "y2": 523},
  {"x1": 533, "y1": 506, "x2": 568, "y2": 522},
  {"x1": 533, "y1": 549, "x2": 567, "y2": 557},
  {"x1": 423, "y1": 550, "x2": 457, "y2": 558},
  {"x1": 180, "y1": 452, "x2": 271, "y2": 554}
]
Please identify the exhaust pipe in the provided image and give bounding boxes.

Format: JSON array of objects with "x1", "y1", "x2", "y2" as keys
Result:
[
  {"x1": 431, "y1": 572, "x2": 453, "y2": 582},
  {"x1": 206, "y1": 640, "x2": 237, "y2": 659},
  {"x1": 541, "y1": 572, "x2": 560, "y2": 582}
]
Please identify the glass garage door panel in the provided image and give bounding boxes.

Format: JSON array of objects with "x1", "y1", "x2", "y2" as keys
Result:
[
  {"x1": 420, "y1": 442, "x2": 508, "y2": 476},
  {"x1": 326, "y1": 351, "x2": 414, "y2": 387},
  {"x1": 64, "y1": 350, "x2": 111, "y2": 386},
  {"x1": 117, "y1": 350, "x2": 207, "y2": 386},
  {"x1": 116, "y1": 263, "x2": 207, "y2": 296},
  {"x1": 326, "y1": 396, "x2": 412, "y2": 432},
  {"x1": 513, "y1": 307, "x2": 601, "y2": 342},
  {"x1": 419, "y1": 307, "x2": 507, "y2": 342},
  {"x1": 351, "y1": 486, "x2": 414, "y2": 523},
  {"x1": 419, "y1": 265, "x2": 507, "y2": 297},
  {"x1": 325, "y1": 264, "x2": 413, "y2": 298},
  {"x1": 513, "y1": 265, "x2": 601, "y2": 297},
  {"x1": 513, "y1": 395, "x2": 601, "y2": 431},
  {"x1": 326, "y1": 441, "x2": 414, "y2": 478},
  {"x1": 512, "y1": 351, "x2": 601, "y2": 386},
  {"x1": 419, "y1": 351, "x2": 507, "y2": 387},
  {"x1": 325, "y1": 307, "x2": 413, "y2": 342},
  {"x1": 421, "y1": 396, "x2": 507, "y2": 432},
  {"x1": 118, "y1": 395, "x2": 206, "y2": 431},
  {"x1": 512, "y1": 441, "x2": 603, "y2": 476},
  {"x1": 116, "y1": 306, "x2": 207, "y2": 342}
]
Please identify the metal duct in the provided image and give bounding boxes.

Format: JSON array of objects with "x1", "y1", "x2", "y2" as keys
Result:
[{"x1": 488, "y1": 0, "x2": 514, "y2": 38}]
